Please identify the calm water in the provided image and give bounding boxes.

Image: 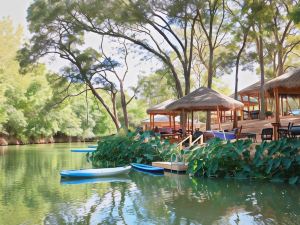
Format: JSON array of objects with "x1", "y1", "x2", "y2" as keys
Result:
[{"x1": 0, "y1": 144, "x2": 299, "y2": 225}]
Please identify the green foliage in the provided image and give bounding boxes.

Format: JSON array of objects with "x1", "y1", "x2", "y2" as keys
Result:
[
  {"x1": 187, "y1": 138, "x2": 300, "y2": 184},
  {"x1": 0, "y1": 19, "x2": 117, "y2": 141},
  {"x1": 88, "y1": 131, "x2": 177, "y2": 167}
]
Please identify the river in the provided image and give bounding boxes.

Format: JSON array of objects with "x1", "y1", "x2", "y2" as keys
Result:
[{"x1": 0, "y1": 143, "x2": 299, "y2": 225}]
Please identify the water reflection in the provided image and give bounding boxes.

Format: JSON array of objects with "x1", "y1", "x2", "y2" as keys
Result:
[{"x1": 0, "y1": 144, "x2": 299, "y2": 225}]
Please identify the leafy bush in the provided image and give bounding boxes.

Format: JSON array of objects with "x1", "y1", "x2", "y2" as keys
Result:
[
  {"x1": 187, "y1": 138, "x2": 300, "y2": 184},
  {"x1": 88, "y1": 131, "x2": 177, "y2": 167}
]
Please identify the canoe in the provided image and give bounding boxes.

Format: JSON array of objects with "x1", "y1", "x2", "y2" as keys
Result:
[
  {"x1": 60, "y1": 166, "x2": 131, "y2": 178},
  {"x1": 131, "y1": 163, "x2": 164, "y2": 173},
  {"x1": 87, "y1": 145, "x2": 98, "y2": 148},
  {"x1": 60, "y1": 177, "x2": 131, "y2": 185},
  {"x1": 132, "y1": 168, "x2": 164, "y2": 176},
  {"x1": 70, "y1": 148, "x2": 96, "y2": 153}
]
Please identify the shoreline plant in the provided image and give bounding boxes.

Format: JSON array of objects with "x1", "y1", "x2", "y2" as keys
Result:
[
  {"x1": 187, "y1": 138, "x2": 300, "y2": 184},
  {"x1": 88, "y1": 131, "x2": 177, "y2": 167}
]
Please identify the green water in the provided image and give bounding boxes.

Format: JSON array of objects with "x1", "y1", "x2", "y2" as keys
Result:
[{"x1": 0, "y1": 144, "x2": 299, "y2": 225}]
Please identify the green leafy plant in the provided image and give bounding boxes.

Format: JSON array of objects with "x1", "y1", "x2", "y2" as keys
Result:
[
  {"x1": 88, "y1": 131, "x2": 177, "y2": 167},
  {"x1": 265, "y1": 111, "x2": 273, "y2": 117},
  {"x1": 187, "y1": 138, "x2": 300, "y2": 184}
]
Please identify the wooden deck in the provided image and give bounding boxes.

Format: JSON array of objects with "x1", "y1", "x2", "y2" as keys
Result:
[
  {"x1": 152, "y1": 162, "x2": 188, "y2": 172},
  {"x1": 211, "y1": 115, "x2": 300, "y2": 142}
]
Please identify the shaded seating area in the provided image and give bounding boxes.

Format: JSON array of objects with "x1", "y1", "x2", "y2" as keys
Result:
[
  {"x1": 264, "y1": 68, "x2": 300, "y2": 139},
  {"x1": 165, "y1": 87, "x2": 244, "y2": 144}
]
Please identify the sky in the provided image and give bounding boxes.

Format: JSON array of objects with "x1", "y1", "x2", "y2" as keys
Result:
[{"x1": 0, "y1": 0, "x2": 259, "y2": 93}]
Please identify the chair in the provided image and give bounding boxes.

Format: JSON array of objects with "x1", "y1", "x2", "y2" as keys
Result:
[
  {"x1": 261, "y1": 128, "x2": 273, "y2": 141},
  {"x1": 192, "y1": 129, "x2": 203, "y2": 142},
  {"x1": 278, "y1": 128, "x2": 289, "y2": 139}
]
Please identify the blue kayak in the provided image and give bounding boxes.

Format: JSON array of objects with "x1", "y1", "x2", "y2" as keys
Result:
[
  {"x1": 60, "y1": 166, "x2": 131, "y2": 178},
  {"x1": 131, "y1": 163, "x2": 164, "y2": 173},
  {"x1": 87, "y1": 145, "x2": 97, "y2": 148},
  {"x1": 71, "y1": 148, "x2": 96, "y2": 153}
]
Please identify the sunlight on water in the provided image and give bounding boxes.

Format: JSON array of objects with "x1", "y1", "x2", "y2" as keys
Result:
[{"x1": 0, "y1": 144, "x2": 299, "y2": 225}]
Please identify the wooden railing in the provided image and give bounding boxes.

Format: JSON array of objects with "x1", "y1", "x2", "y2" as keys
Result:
[
  {"x1": 177, "y1": 134, "x2": 204, "y2": 150},
  {"x1": 191, "y1": 134, "x2": 204, "y2": 146},
  {"x1": 177, "y1": 135, "x2": 192, "y2": 150}
]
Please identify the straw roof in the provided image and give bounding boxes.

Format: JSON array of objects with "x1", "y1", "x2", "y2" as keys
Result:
[
  {"x1": 264, "y1": 68, "x2": 300, "y2": 95},
  {"x1": 166, "y1": 87, "x2": 244, "y2": 111},
  {"x1": 146, "y1": 99, "x2": 178, "y2": 114},
  {"x1": 237, "y1": 79, "x2": 272, "y2": 97},
  {"x1": 229, "y1": 94, "x2": 258, "y2": 106},
  {"x1": 142, "y1": 115, "x2": 180, "y2": 123}
]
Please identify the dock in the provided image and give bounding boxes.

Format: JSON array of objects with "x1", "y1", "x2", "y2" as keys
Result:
[{"x1": 152, "y1": 162, "x2": 188, "y2": 172}]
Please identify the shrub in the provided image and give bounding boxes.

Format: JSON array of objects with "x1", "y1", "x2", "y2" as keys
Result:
[
  {"x1": 88, "y1": 131, "x2": 177, "y2": 167},
  {"x1": 187, "y1": 138, "x2": 300, "y2": 184}
]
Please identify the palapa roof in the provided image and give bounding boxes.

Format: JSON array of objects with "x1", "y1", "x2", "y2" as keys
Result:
[
  {"x1": 142, "y1": 115, "x2": 180, "y2": 123},
  {"x1": 146, "y1": 99, "x2": 178, "y2": 114},
  {"x1": 264, "y1": 68, "x2": 300, "y2": 95},
  {"x1": 229, "y1": 94, "x2": 258, "y2": 106},
  {"x1": 238, "y1": 79, "x2": 271, "y2": 96},
  {"x1": 166, "y1": 87, "x2": 244, "y2": 111}
]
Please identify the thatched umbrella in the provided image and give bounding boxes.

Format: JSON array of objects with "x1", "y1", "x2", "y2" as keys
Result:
[
  {"x1": 146, "y1": 99, "x2": 179, "y2": 130},
  {"x1": 264, "y1": 68, "x2": 300, "y2": 139},
  {"x1": 264, "y1": 68, "x2": 300, "y2": 95},
  {"x1": 167, "y1": 87, "x2": 244, "y2": 130},
  {"x1": 146, "y1": 99, "x2": 176, "y2": 115}
]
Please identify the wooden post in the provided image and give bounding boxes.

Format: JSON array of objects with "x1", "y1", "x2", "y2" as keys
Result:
[
  {"x1": 247, "y1": 95, "x2": 250, "y2": 119},
  {"x1": 274, "y1": 88, "x2": 280, "y2": 140},
  {"x1": 173, "y1": 115, "x2": 176, "y2": 130},
  {"x1": 149, "y1": 114, "x2": 152, "y2": 130},
  {"x1": 169, "y1": 115, "x2": 171, "y2": 128},
  {"x1": 281, "y1": 96, "x2": 284, "y2": 116},
  {"x1": 217, "y1": 106, "x2": 221, "y2": 130},
  {"x1": 258, "y1": 96, "x2": 261, "y2": 111},
  {"x1": 187, "y1": 112, "x2": 190, "y2": 133},
  {"x1": 285, "y1": 97, "x2": 288, "y2": 114},
  {"x1": 191, "y1": 111, "x2": 194, "y2": 134}
]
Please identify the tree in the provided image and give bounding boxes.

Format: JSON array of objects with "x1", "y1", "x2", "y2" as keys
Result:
[
  {"x1": 226, "y1": 0, "x2": 253, "y2": 128},
  {"x1": 49, "y1": 0, "x2": 201, "y2": 97},
  {"x1": 195, "y1": 0, "x2": 229, "y2": 129}
]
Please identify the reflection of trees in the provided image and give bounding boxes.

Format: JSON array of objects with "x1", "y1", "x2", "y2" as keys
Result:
[
  {"x1": 0, "y1": 144, "x2": 94, "y2": 224},
  {"x1": 1, "y1": 145, "x2": 299, "y2": 225},
  {"x1": 129, "y1": 172, "x2": 300, "y2": 225}
]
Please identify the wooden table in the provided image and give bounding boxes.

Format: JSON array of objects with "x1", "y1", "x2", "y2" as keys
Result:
[{"x1": 160, "y1": 133, "x2": 182, "y2": 139}]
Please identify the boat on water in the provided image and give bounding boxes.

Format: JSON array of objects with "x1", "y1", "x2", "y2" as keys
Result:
[
  {"x1": 60, "y1": 177, "x2": 131, "y2": 185},
  {"x1": 87, "y1": 145, "x2": 97, "y2": 148},
  {"x1": 131, "y1": 163, "x2": 164, "y2": 173},
  {"x1": 60, "y1": 166, "x2": 131, "y2": 178},
  {"x1": 70, "y1": 148, "x2": 96, "y2": 153}
]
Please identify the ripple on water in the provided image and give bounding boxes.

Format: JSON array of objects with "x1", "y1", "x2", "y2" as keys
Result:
[{"x1": 0, "y1": 144, "x2": 300, "y2": 225}]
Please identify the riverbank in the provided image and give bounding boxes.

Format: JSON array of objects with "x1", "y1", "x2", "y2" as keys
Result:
[{"x1": 0, "y1": 134, "x2": 99, "y2": 146}]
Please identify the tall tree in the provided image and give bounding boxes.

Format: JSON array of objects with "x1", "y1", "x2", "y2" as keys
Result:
[
  {"x1": 58, "y1": 0, "x2": 200, "y2": 97},
  {"x1": 19, "y1": 1, "x2": 142, "y2": 130},
  {"x1": 227, "y1": 0, "x2": 252, "y2": 128},
  {"x1": 195, "y1": 0, "x2": 228, "y2": 130}
]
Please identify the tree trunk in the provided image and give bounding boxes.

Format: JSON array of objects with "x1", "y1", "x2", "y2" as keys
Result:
[
  {"x1": 233, "y1": 28, "x2": 249, "y2": 128},
  {"x1": 87, "y1": 80, "x2": 121, "y2": 130},
  {"x1": 258, "y1": 26, "x2": 266, "y2": 120},
  {"x1": 206, "y1": 47, "x2": 214, "y2": 130},
  {"x1": 119, "y1": 81, "x2": 129, "y2": 130}
]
